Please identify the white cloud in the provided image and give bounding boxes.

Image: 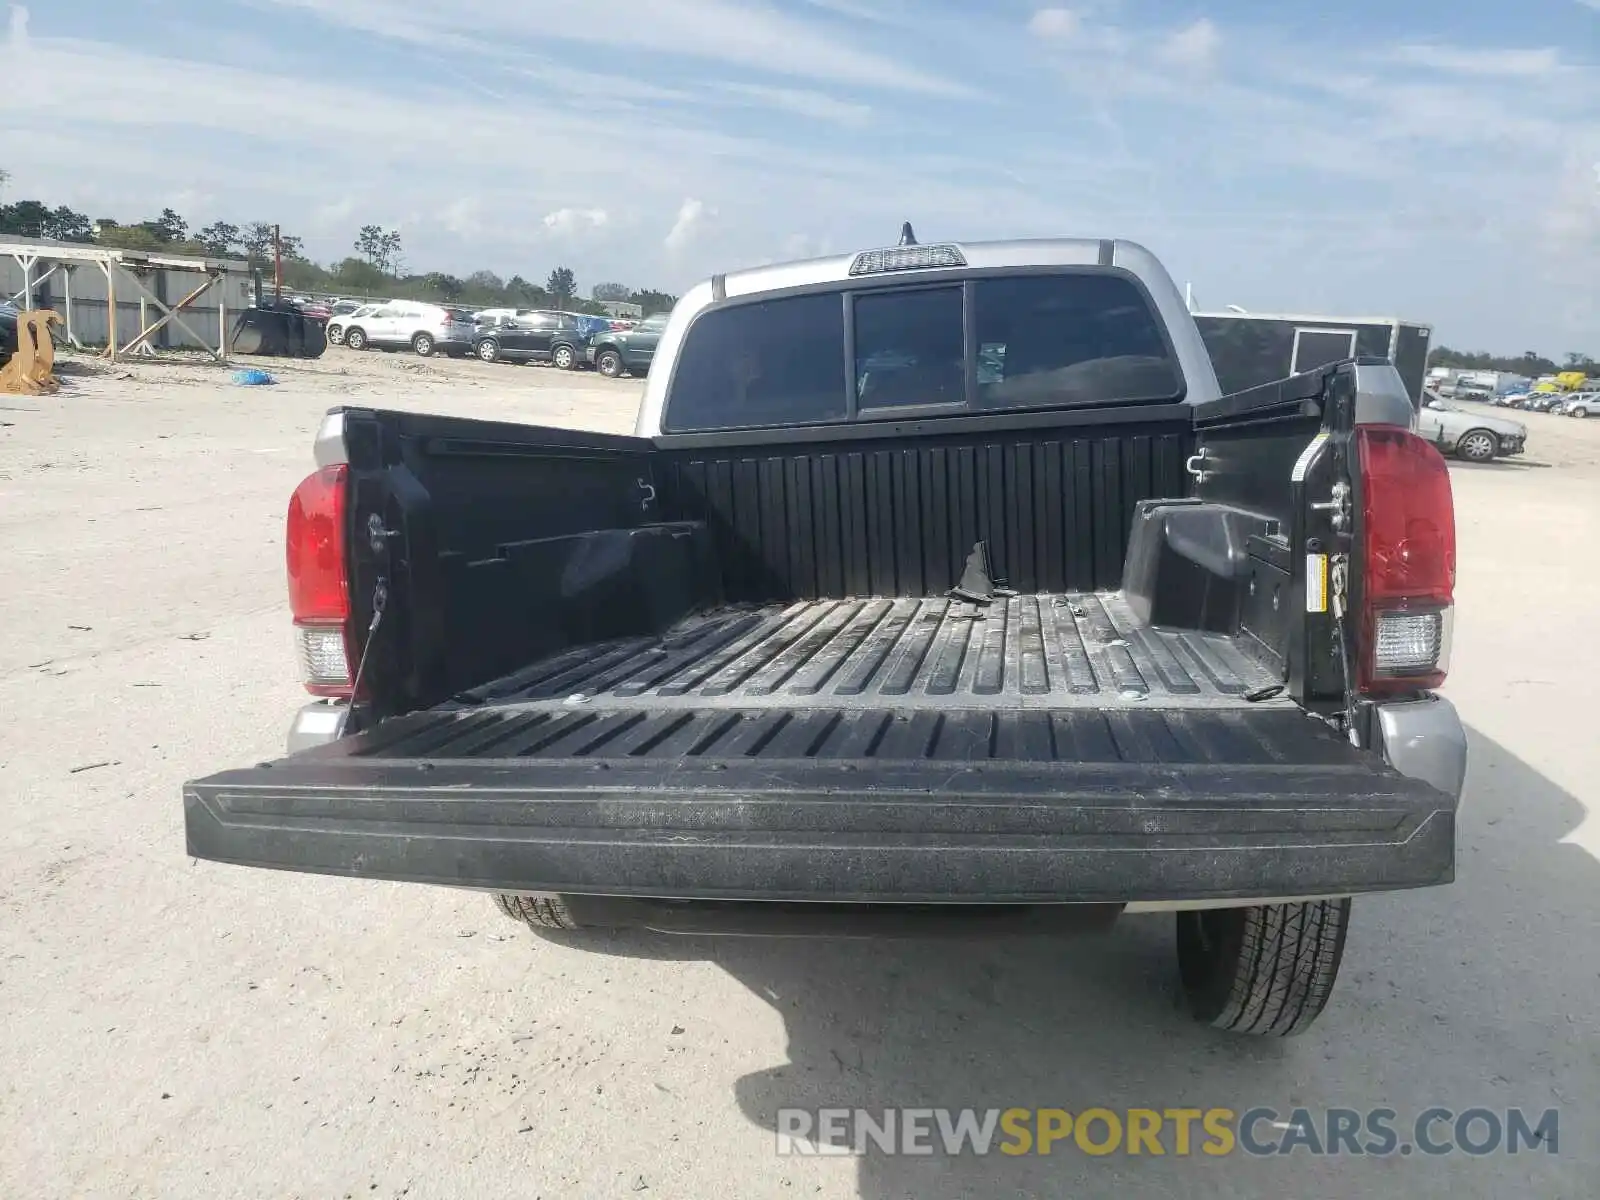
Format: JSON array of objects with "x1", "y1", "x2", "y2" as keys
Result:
[
  {"x1": 542, "y1": 207, "x2": 610, "y2": 235},
  {"x1": 8, "y1": 4, "x2": 28, "y2": 46},
  {"x1": 665, "y1": 199, "x2": 713, "y2": 252},
  {"x1": 1388, "y1": 44, "x2": 1564, "y2": 78},
  {"x1": 441, "y1": 197, "x2": 482, "y2": 236},
  {"x1": 780, "y1": 231, "x2": 834, "y2": 260},
  {"x1": 264, "y1": 0, "x2": 973, "y2": 97},
  {"x1": 1028, "y1": 8, "x2": 1079, "y2": 39},
  {"x1": 714, "y1": 82, "x2": 871, "y2": 126},
  {"x1": 796, "y1": 0, "x2": 921, "y2": 26},
  {"x1": 313, "y1": 195, "x2": 357, "y2": 230},
  {"x1": 1157, "y1": 18, "x2": 1220, "y2": 69}
]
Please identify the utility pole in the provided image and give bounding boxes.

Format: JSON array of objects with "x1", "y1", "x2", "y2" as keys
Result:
[{"x1": 273, "y1": 224, "x2": 282, "y2": 302}]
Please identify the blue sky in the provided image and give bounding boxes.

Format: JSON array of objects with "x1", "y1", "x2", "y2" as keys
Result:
[{"x1": 1, "y1": 0, "x2": 1595, "y2": 354}]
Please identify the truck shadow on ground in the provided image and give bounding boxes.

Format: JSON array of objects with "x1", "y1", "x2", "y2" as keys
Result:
[{"x1": 549, "y1": 726, "x2": 1594, "y2": 1199}]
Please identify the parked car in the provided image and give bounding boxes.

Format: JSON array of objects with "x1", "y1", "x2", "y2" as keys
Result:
[
  {"x1": 471, "y1": 311, "x2": 589, "y2": 368},
  {"x1": 340, "y1": 302, "x2": 476, "y2": 356},
  {"x1": 186, "y1": 234, "x2": 1467, "y2": 1038},
  {"x1": 326, "y1": 303, "x2": 381, "y2": 347},
  {"x1": 586, "y1": 311, "x2": 667, "y2": 378},
  {"x1": 1531, "y1": 392, "x2": 1570, "y2": 413},
  {"x1": 1418, "y1": 392, "x2": 1527, "y2": 462},
  {"x1": 327, "y1": 299, "x2": 365, "y2": 320},
  {"x1": 1562, "y1": 392, "x2": 1600, "y2": 418},
  {"x1": 471, "y1": 308, "x2": 521, "y2": 330}
]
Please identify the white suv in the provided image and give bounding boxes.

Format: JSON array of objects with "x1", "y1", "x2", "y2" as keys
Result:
[
  {"x1": 1563, "y1": 392, "x2": 1600, "y2": 418},
  {"x1": 326, "y1": 303, "x2": 381, "y2": 346},
  {"x1": 341, "y1": 302, "x2": 477, "y2": 357}
]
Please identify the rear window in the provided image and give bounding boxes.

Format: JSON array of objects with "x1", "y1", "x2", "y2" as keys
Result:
[
  {"x1": 663, "y1": 271, "x2": 1179, "y2": 433},
  {"x1": 971, "y1": 274, "x2": 1179, "y2": 409},
  {"x1": 664, "y1": 293, "x2": 848, "y2": 432}
]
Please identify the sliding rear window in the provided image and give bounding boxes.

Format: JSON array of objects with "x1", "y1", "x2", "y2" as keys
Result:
[{"x1": 663, "y1": 270, "x2": 1181, "y2": 433}]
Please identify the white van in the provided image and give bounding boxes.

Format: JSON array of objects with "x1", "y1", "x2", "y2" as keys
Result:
[{"x1": 340, "y1": 302, "x2": 477, "y2": 357}]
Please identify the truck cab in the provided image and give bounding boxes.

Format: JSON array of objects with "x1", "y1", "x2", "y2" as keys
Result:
[{"x1": 185, "y1": 232, "x2": 1466, "y2": 1037}]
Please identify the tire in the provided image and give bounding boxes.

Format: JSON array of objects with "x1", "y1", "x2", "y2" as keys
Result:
[
  {"x1": 1457, "y1": 430, "x2": 1498, "y2": 462},
  {"x1": 327, "y1": 325, "x2": 345, "y2": 346},
  {"x1": 494, "y1": 893, "x2": 584, "y2": 931},
  {"x1": 1572, "y1": 407, "x2": 1588, "y2": 419},
  {"x1": 344, "y1": 327, "x2": 367, "y2": 351},
  {"x1": 1176, "y1": 900, "x2": 1351, "y2": 1037},
  {"x1": 476, "y1": 338, "x2": 499, "y2": 363},
  {"x1": 596, "y1": 348, "x2": 624, "y2": 378},
  {"x1": 412, "y1": 332, "x2": 435, "y2": 357},
  {"x1": 552, "y1": 343, "x2": 577, "y2": 370}
]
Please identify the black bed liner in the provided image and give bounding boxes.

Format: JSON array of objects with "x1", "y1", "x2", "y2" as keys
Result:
[{"x1": 444, "y1": 592, "x2": 1278, "y2": 718}]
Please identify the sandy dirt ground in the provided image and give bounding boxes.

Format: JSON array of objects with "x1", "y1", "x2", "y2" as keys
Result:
[{"x1": 0, "y1": 351, "x2": 1595, "y2": 1199}]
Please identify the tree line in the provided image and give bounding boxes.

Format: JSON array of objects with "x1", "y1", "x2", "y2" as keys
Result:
[
  {"x1": 0, "y1": 173, "x2": 677, "y2": 316},
  {"x1": 1428, "y1": 346, "x2": 1598, "y2": 378}
]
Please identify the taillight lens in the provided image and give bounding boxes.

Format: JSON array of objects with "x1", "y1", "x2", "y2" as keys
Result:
[
  {"x1": 1356, "y1": 426, "x2": 1455, "y2": 693},
  {"x1": 286, "y1": 464, "x2": 355, "y2": 696}
]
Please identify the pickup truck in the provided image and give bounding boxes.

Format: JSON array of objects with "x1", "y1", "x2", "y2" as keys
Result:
[{"x1": 185, "y1": 233, "x2": 1466, "y2": 1037}]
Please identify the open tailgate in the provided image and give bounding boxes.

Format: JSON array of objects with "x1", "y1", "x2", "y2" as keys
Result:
[{"x1": 185, "y1": 706, "x2": 1455, "y2": 904}]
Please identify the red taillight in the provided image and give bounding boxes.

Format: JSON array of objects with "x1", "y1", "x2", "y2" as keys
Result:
[
  {"x1": 1356, "y1": 426, "x2": 1455, "y2": 694},
  {"x1": 286, "y1": 464, "x2": 355, "y2": 696}
]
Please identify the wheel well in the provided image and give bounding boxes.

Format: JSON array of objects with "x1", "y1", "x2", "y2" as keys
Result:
[{"x1": 594, "y1": 342, "x2": 621, "y2": 357}]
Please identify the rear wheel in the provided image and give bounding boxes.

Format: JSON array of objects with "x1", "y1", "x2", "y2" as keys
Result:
[
  {"x1": 1457, "y1": 430, "x2": 1497, "y2": 462},
  {"x1": 344, "y1": 327, "x2": 367, "y2": 351},
  {"x1": 1176, "y1": 900, "x2": 1351, "y2": 1037},
  {"x1": 494, "y1": 893, "x2": 584, "y2": 932},
  {"x1": 552, "y1": 343, "x2": 577, "y2": 370},
  {"x1": 596, "y1": 348, "x2": 624, "y2": 378},
  {"x1": 412, "y1": 332, "x2": 435, "y2": 357}
]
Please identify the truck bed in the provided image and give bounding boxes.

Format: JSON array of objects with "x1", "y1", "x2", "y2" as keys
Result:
[
  {"x1": 462, "y1": 591, "x2": 1273, "y2": 710},
  {"x1": 341, "y1": 592, "x2": 1283, "y2": 764},
  {"x1": 186, "y1": 588, "x2": 1454, "y2": 902}
]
